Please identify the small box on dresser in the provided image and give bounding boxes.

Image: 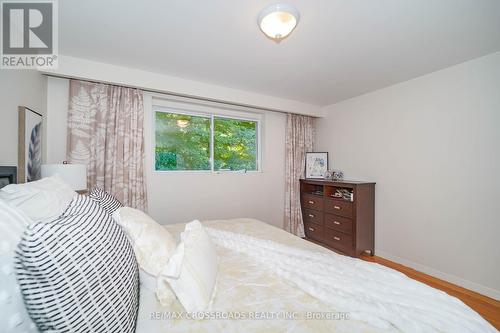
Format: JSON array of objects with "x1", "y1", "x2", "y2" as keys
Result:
[{"x1": 300, "y1": 179, "x2": 375, "y2": 258}]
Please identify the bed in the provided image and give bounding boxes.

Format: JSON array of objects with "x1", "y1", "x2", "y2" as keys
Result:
[
  {"x1": 136, "y1": 218, "x2": 496, "y2": 333},
  {"x1": 2, "y1": 177, "x2": 496, "y2": 333},
  {"x1": 137, "y1": 218, "x2": 385, "y2": 333}
]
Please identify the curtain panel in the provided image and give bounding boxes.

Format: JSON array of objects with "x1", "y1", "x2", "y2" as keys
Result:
[
  {"x1": 284, "y1": 114, "x2": 315, "y2": 237},
  {"x1": 67, "y1": 79, "x2": 148, "y2": 211}
]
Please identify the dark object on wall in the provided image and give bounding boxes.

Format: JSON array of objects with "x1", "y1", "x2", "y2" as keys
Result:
[
  {"x1": 18, "y1": 106, "x2": 43, "y2": 183},
  {"x1": 300, "y1": 178, "x2": 375, "y2": 258},
  {"x1": 305, "y1": 152, "x2": 328, "y2": 179},
  {"x1": 0, "y1": 166, "x2": 18, "y2": 188}
]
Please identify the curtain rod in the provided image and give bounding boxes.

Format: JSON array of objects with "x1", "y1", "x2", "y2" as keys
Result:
[{"x1": 42, "y1": 73, "x2": 301, "y2": 116}]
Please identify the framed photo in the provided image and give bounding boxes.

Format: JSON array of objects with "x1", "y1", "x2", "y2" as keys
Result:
[
  {"x1": 305, "y1": 152, "x2": 328, "y2": 179},
  {"x1": 18, "y1": 106, "x2": 43, "y2": 183}
]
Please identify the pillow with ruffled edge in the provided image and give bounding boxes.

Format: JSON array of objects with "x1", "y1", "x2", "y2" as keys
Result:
[{"x1": 160, "y1": 220, "x2": 219, "y2": 313}]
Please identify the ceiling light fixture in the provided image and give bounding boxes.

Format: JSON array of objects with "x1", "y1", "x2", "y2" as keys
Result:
[{"x1": 258, "y1": 4, "x2": 300, "y2": 42}]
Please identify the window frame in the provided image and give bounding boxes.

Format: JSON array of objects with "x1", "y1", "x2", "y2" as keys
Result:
[{"x1": 153, "y1": 105, "x2": 262, "y2": 173}]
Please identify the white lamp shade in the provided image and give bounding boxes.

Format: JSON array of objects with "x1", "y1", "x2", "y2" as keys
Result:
[
  {"x1": 41, "y1": 164, "x2": 87, "y2": 191},
  {"x1": 258, "y1": 4, "x2": 300, "y2": 41}
]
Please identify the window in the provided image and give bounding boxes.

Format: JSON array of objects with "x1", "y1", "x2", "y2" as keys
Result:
[
  {"x1": 155, "y1": 109, "x2": 259, "y2": 172},
  {"x1": 155, "y1": 112, "x2": 211, "y2": 170}
]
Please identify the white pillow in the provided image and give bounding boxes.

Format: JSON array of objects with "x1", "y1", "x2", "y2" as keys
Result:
[
  {"x1": 135, "y1": 274, "x2": 175, "y2": 333},
  {"x1": 0, "y1": 199, "x2": 38, "y2": 333},
  {"x1": 0, "y1": 175, "x2": 76, "y2": 222},
  {"x1": 160, "y1": 220, "x2": 218, "y2": 313},
  {"x1": 139, "y1": 270, "x2": 176, "y2": 306},
  {"x1": 113, "y1": 207, "x2": 177, "y2": 305}
]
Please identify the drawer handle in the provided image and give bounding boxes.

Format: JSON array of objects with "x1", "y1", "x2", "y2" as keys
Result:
[
  {"x1": 333, "y1": 236, "x2": 341, "y2": 241},
  {"x1": 308, "y1": 200, "x2": 315, "y2": 204},
  {"x1": 308, "y1": 214, "x2": 315, "y2": 218},
  {"x1": 333, "y1": 205, "x2": 341, "y2": 210},
  {"x1": 333, "y1": 221, "x2": 341, "y2": 225},
  {"x1": 308, "y1": 227, "x2": 315, "y2": 232}
]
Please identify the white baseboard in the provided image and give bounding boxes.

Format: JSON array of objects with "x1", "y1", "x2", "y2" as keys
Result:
[{"x1": 376, "y1": 250, "x2": 500, "y2": 301}]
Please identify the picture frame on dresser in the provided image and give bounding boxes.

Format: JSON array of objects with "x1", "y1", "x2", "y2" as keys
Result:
[
  {"x1": 305, "y1": 152, "x2": 328, "y2": 179},
  {"x1": 0, "y1": 166, "x2": 17, "y2": 188}
]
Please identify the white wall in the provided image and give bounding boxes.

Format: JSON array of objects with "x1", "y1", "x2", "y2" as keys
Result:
[
  {"x1": 144, "y1": 94, "x2": 286, "y2": 227},
  {"x1": 0, "y1": 70, "x2": 47, "y2": 166},
  {"x1": 46, "y1": 77, "x2": 286, "y2": 228},
  {"x1": 316, "y1": 51, "x2": 500, "y2": 299},
  {"x1": 46, "y1": 76, "x2": 69, "y2": 164},
  {"x1": 41, "y1": 55, "x2": 322, "y2": 117}
]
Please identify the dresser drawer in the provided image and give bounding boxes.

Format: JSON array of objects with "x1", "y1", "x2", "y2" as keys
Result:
[
  {"x1": 303, "y1": 209, "x2": 324, "y2": 226},
  {"x1": 301, "y1": 194, "x2": 324, "y2": 211},
  {"x1": 304, "y1": 221, "x2": 323, "y2": 242},
  {"x1": 325, "y1": 228, "x2": 353, "y2": 252},
  {"x1": 325, "y1": 213, "x2": 352, "y2": 234},
  {"x1": 324, "y1": 198, "x2": 352, "y2": 218}
]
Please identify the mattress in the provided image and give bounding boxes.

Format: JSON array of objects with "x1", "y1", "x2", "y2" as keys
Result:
[{"x1": 136, "y1": 218, "x2": 396, "y2": 333}]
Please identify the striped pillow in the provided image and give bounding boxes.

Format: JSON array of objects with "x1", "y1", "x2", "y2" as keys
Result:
[
  {"x1": 89, "y1": 187, "x2": 123, "y2": 215},
  {"x1": 15, "y1": 195, "x2": 139, "y2": 333}
]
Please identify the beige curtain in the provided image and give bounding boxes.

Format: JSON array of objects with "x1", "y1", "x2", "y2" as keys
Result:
[
  {"x1": 67, "y1": 79, "x2": 147, "y2": 211},
  {"x1": 284, "y1": 114, "x2": 315, "y2": 237}
]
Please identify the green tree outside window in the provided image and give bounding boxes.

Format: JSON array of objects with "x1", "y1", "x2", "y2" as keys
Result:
[{"x1": 155, "y1": 111, "x2": 258, "y2": 171}]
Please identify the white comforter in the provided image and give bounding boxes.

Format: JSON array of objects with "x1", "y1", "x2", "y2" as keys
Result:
[{"x1": 206, "y1": 227, "x2": 497, "y2": 333}]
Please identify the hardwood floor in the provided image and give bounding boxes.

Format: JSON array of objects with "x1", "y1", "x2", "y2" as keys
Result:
[{"x1": 360, "y1": 254, "x2": 500, "y2": 330}]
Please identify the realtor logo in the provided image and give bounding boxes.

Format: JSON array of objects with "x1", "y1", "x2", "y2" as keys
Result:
[{"x1": 1, "y1": 0, "x2": 58, "y2": 68}]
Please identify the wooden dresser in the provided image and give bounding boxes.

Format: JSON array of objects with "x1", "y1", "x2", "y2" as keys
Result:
[{"x1": 300, "y1": 179, "x2": 375, "y2": 258}]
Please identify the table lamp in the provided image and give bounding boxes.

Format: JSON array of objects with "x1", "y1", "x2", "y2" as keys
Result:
[{"x1": 41, "y1": 163, "x2": 87, "y2": 193}]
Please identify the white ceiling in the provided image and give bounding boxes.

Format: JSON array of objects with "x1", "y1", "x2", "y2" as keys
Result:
[{"x1": 59, "y1": 0, "x2": 500, "y2": 106}]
